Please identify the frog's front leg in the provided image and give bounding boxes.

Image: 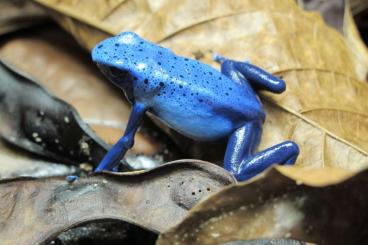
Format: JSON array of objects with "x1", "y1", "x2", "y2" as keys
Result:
[
  {"x1": 95, "y1": 103, "x2": 147, "y2": 172},
  {"x1": 224, "y1": 121, "x2": 299, "y2": 181}
]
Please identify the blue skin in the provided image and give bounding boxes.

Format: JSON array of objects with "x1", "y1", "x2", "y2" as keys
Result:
[
  {"x1": 91, "y1": 32, "x2": 299, "y2": 181},
  {"x1": 66, "y1": 175, "x2": 78, "y2": 183}
]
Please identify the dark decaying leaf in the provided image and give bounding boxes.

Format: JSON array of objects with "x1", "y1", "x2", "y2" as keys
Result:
[
  {"x1": 0, "y1": 159, "x2": 235, "y2": 244},
  {"x1": 48, "y1": 219, "x2": 157, "y2": 245},
  {"x1": 157, "y1": 168, "x2": 368, "y2": 245},
  {"x1": 0, "y1": 138, "x2": 75, "y2": 179},
  {"x1": 0, "y1": 59, "x2": 108, "y2": 166}
]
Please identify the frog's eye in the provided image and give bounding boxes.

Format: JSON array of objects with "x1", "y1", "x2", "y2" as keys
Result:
[
  {"x1": 107, "y1": 66, "x2": 131, "y2": 81},
  {"x1": 109, "y1": 66, "x2": 128, "y2": 78}
]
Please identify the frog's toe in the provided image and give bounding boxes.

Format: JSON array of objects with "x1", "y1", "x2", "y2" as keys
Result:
[
  {"x1": 230, "y1": 171, "x2": 256, "y2": 182},
  {"x1": 66, "y1": 175, "x2": 79, "y2": 183},
  {"x1": 213, "y1": 53, "x2": 227, "y2": 63},
  {"x1": 112, "y1": 164, "x2": 121, "y2": 172},
  {"x1": 280, "y1": 141, "x2": 299, "y2": 165}
]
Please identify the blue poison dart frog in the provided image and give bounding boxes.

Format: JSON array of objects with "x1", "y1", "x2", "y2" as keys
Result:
[{"x1": 91, "y1": 32, "x2": 299, "y2": 181}]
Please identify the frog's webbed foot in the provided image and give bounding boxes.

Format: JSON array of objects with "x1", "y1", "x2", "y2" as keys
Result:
[
  {"x1": 224, "y1": 121, "x2": 299, "y2": 181},
  {"x1": 95, "y1": 103, "x2": 147, "y2": 172},
  {"x1": 217, "y1": 55, "x2": 285, "y2": 94}
]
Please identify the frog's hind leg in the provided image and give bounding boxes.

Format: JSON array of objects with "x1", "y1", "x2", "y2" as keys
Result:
[
  {"x1": 224, "y1": 121, "x2": 299, "y2": 181},
  {"x1": 216, "y1": 55, "x2": 285, "y2": 93},
  {"x1": 95, "y1": 103, "x2": 147, "y2": 172},
  {"x1": 219, "y1": 56, "x2": 299, "y2": 181}
]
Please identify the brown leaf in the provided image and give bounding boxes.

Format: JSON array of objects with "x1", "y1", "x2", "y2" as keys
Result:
[
  {"x1": 157, "y1": 167, "x2": 368, "y2": 245},
  {"x1": 299, "y1": 0, "x2": 345, "y2": 32},
  {"x1": 0, "y1": 159, "x2": 235, "y2": 244},
  {"x1": 298, "y1": 0, "x2": 368, "y2": 81},
  {"x1": 350, "y1": 0, "x2": 368, "y2": 14},
  {"x1": 343, "y1": 0, "x2": 368, "y2": 76},
  {"x1": 32, "y1": 0, "x2": 368, "y2": 181},
  {"x1": 0, "y1": 0, "x2": 47, "y2": 35}
]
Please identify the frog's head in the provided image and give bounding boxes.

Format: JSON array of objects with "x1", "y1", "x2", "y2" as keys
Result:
[
  {"x1": 92, "y1": 32, "x2": 140, "y2": 86},
  {"x1": 92, "y1": 32, "x2": 169, "y2": 88}
]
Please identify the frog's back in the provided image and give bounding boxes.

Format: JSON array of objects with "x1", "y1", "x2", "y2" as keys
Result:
[{"x1": 144, "y1": 54, "x2": 265, "y2": 141}]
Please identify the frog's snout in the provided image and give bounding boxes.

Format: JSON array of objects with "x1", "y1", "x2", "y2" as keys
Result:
[{"x1": 91, "y1": 41, "x2": 108, "y2": 65}]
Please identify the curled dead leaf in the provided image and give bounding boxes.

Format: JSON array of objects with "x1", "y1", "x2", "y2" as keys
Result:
[
  {"x1": 0, "y1": 59, "x2": 108, "y2": 166},
  {"x1": 157, "y1": 167, "x2": 368, "y2": 245},
  {"x1": 0, "y1": 159, "x2": 235, "y2": 244}
]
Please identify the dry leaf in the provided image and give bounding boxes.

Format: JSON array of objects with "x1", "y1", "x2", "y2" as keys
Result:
[
  {"x1": 0, "y1": 0, "x2": 47, "y2": 35},
  {"x1": 0, "y1": 159, "x2": 235, "y2": 245},
  {"x1": 299, "y1": 0, "x2": 345, "y2": 31},
  {"x1": 157, "y1": 168, "x2": 368, "y2": 245},
  {"x1": 343, "y1": 0, "x2": 368, "y2": 74},
  {"x1": 299, "y1": 0, "x2": 368, "y2": 80},
  {"x1": 350, "y1": 0, "x2": 368, "y2": 14},
  {"x1": 32, "y1": 0, "x2": 368, "y2": 182}
]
